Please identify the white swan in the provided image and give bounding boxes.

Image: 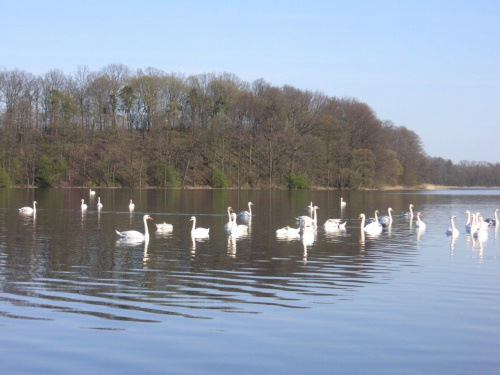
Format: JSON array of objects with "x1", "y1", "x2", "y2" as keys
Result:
[
  {"x1": 402, "y1": 204, "x2": 414, "y2": 217},
  {"x1": 228, "y1": 213, "x2": 248, "y2": 235},
  {"x1": 484, "y1": 209, "x2": 499, "y2": 226},
  {"x1": 340, "y1": 197, "x2": 347, "y2": 207},
  {"x1": 324, "y1": 218, "x2": 341, "y2": 229},
  {"x1": 366, "y1": 210, "x2": 379, "y2": 224},
  {"x1": 116, "y1": 214, "x2": 153, "y2": 240},
  {"x1": 463, "y1": 210, "x2": 472, "y2": 233},
  {"x1": 155, "y1": 222, "x2": 173, "y2": 232},
  {"x1": 446, "y1": 215, "x2": 459, "y2": 236},
  {"x1": 378, "y1": 208, "x2": 393, "y2": 226},
  {"x1": 473, "y1": 216, "x2": 489, "y2": 240},
  {"x1": 324, "y1": 218, "x2": 346, "y2": 231},
  {"x1": 19, "y1": 201, "x2": 37, "y2": 215},
  {"x1": 359, "y1": 213, "x2": 382, "y2": 234},
  {"x1": 97, "y1": 197, "x2": 103, "y2": 210},
  {"x1": 224, "y1": 206, "x2": 234, "y2": 232},
  {"x1": 190, "y1": 216, "x2": 210, "y2": 238},
  {"x1": 129, "y1": 200, "x2": 135, "y2": 211},
  {"x1": 276, "y1": 226, "x2": 300, "y2": 237},
  {"x1": 415, "y1": 212, "x2": 426, "y2": 231},
  {"x1": 298, "y1": 206, "x2": 319, "y2": 228},
  {"x1": 299, "y1": 216, "x2": 316, "y2": 236},
  {"x1": 307, "y1": 202, "x2": 314, "y2": 215},
  {"x1": 89, "y1": 189, "x2": 96, "y2": 196},
  {"x1": 237, "y1": 202, "x2": 253, "y2": 218},
  {"x1": 81, "y1": 199, "x2": 88, "y2": 211}
]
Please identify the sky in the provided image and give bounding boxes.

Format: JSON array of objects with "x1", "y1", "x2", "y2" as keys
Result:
[{"x1": 1, "y1": 0, "x2": 499, "y2": 164}]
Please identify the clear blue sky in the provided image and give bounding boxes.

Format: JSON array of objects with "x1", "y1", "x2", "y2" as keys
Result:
[{"x1": 2, "y1": 0, "x2": 499, "y2": 164}]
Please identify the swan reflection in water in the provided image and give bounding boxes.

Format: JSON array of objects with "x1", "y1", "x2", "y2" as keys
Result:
[
  {"x1": 449, "y1": 233, "x2": 458, "y2": 251},
  {"x1": 227, "y1": 234, "x2": 237, "y2": 258}
]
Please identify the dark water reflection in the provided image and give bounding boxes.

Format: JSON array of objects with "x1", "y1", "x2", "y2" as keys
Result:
[{"x1": 0, "y1": 188, "x2": 499, "y2": 374}]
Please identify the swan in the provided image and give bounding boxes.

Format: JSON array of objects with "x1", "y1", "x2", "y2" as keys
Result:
[
  {"x1": 228, "y1": 213, "x2": 248, "y2": 235},
  {"x1": 366, "y1": 210, "x2": 379, "y2": 224},
  {"x1": 190, "y1": 216, "x2": 210, "y2": 238},
  {"x1": 307, "y1": 202, "x2": 314, "y2": 215},
  {"x1": 298, "y1": 206, "x2": 319, "y2": 227},
  {"x1": 324, "y1": 218, "x2": 346, "y2": 231},
  {"x1": 97, "y1": 197, "x2": 103, "y2": 210},
  {"x1": 81, "y1": 199, "x2": 88, "y2": 211},
  {"x1": 155, "y1": 222, "x2": 173, "y2": 232},
  {"x1": 340, "y1": 197, "x2": 347, "y2": 207},
  {"x1": 276, "y1": 226, "x2": 292, "y2": 236},
  {"x1": 378, "y1": 208, "x2": 393, "y2": 226},
  {"x1": 463, "y1": 210, "x2": 472, "y2": 233},
  {"x1": 116, "y1": 214, "x2": 153, "y2": 240},
  {"x1": 299, "y1": 216, "x2": 316, "y2": 236},
  {"x1": 89, "y1": 189, "x2": 96, "y2": 196},
  {"x1": 324, "y1": 218, "x2": 341, "y2": 229},
  {"x1": 402, "y1": 204, "x2": 414, "y2": 217},
  {"x1": 475, "y1": 212, "x2": 490, "y2": 230},
  {"x1": 484, "y1": 209, "x2": 499, "y2": 226},
  {"x1": 276, "y1": 226, "x2": 300, "y2": 237},
  {"x1": 237, "y1": 202, "x2": 253, "y2": 218},
  {"x1": 446, "y1": 215, "x2": 459, "y2": 236},
  {"x1": 19, "y1": 201, "x2": 37, "y2": 215},
  {"x1": 359, "y1": 213, "x2": 382, "y2": 234},
  {"x1": 129, "y1": 200, "x2": 135, "y2": 211},
  {"x1": 224, "y1": 206, "x2": 234, "y2": 232},
  {"x1": 415, "y1": 212, "x2": 426, "y2": 231},
  {"x1": 473, "y1": 217, "x2": 489, "y2": 240}
]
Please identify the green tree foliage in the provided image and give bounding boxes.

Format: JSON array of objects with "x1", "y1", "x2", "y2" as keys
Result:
[
  {"x1": 287, "y1": 173, "x2": 310, "y2": 189},
  {"x1": 0, "y1": 65, "x2": 497, "y2": 188},
  {"x1": 0, "y1": 167, "x2": 13, "y2": 187},
  {"x1": 36, "y1": 155, "x2": 68, "y2": 187},
  {"x1": 212, "y1": 169, "x2": 228, "y2": 188}
]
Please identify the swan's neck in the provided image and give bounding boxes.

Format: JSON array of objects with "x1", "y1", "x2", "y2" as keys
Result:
[
  {"x1": 360, "y1": 216, "x2": 365, "y2": 229},
  {"x1": 191, "y1": 218, "x2": 196, "y2": 231},
  {"x1": 248, "y1": 203, "x2": 252, "y2": 215},
  {"x1": 143, "y1": 216, "x2": 150, "y2": 237},
  {"x1": 451, "y1": 218, "x2": 455, "y2": 230}
]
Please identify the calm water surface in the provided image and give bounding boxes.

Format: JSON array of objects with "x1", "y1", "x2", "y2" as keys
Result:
[{"x1": 0, "y1": 188, "x2": 499, "y2": 374}]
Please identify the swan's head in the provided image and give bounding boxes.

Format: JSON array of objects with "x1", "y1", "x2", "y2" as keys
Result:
[
  {"x1": 463, "y1": 210, "x2": 470, "y2": 214},
  {"x1": 409, "y1": 204, "x2": 414, "y2": 208},
  {"x1": 417, "y1": 212, "x2": 423, "y2": 217},
  {"x1": 190, "y1": 216, "x2": 195, "y2": 221},
  {"x1": 81, "y1": 199, "x2": 84, "y2": 203},
  {"x1": 34, "y1": 201, "x2": 37, "y2": 205},
  {"x1": 228, "y1": 206, "x2": 233, "y2": 211},
  {"x1": 249, "y1": 202, "x2": 253, "y2": 206},
  {"x1": 495, "y1": 209, "x2": 499, "y2": 213},
  {"x1": 358, "y1": 213, "x2": 365, "y2": 219},
  {"x1": 144, "y1": 214, "x2": 153, "y2": 221},
  {"x1": 388, "y1": 207, "x2": 392, "y2": 212},
  {"x1": 451, "y1": 216, "x2": 457, "y2": 220}
]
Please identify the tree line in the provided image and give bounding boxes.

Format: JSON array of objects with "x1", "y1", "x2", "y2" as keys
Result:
[{"x1": 0, "y1": 64, "x2": 498, "y2": 189}]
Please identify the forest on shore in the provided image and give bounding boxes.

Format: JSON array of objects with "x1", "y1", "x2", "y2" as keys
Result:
[{"x1": 1, "y1": 64, "x2": 499, "y2": 189}]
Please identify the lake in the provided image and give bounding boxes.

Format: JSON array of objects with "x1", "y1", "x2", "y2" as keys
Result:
[{"x1": 0, "y1": 188, "x2": 499, "y2": 374}]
